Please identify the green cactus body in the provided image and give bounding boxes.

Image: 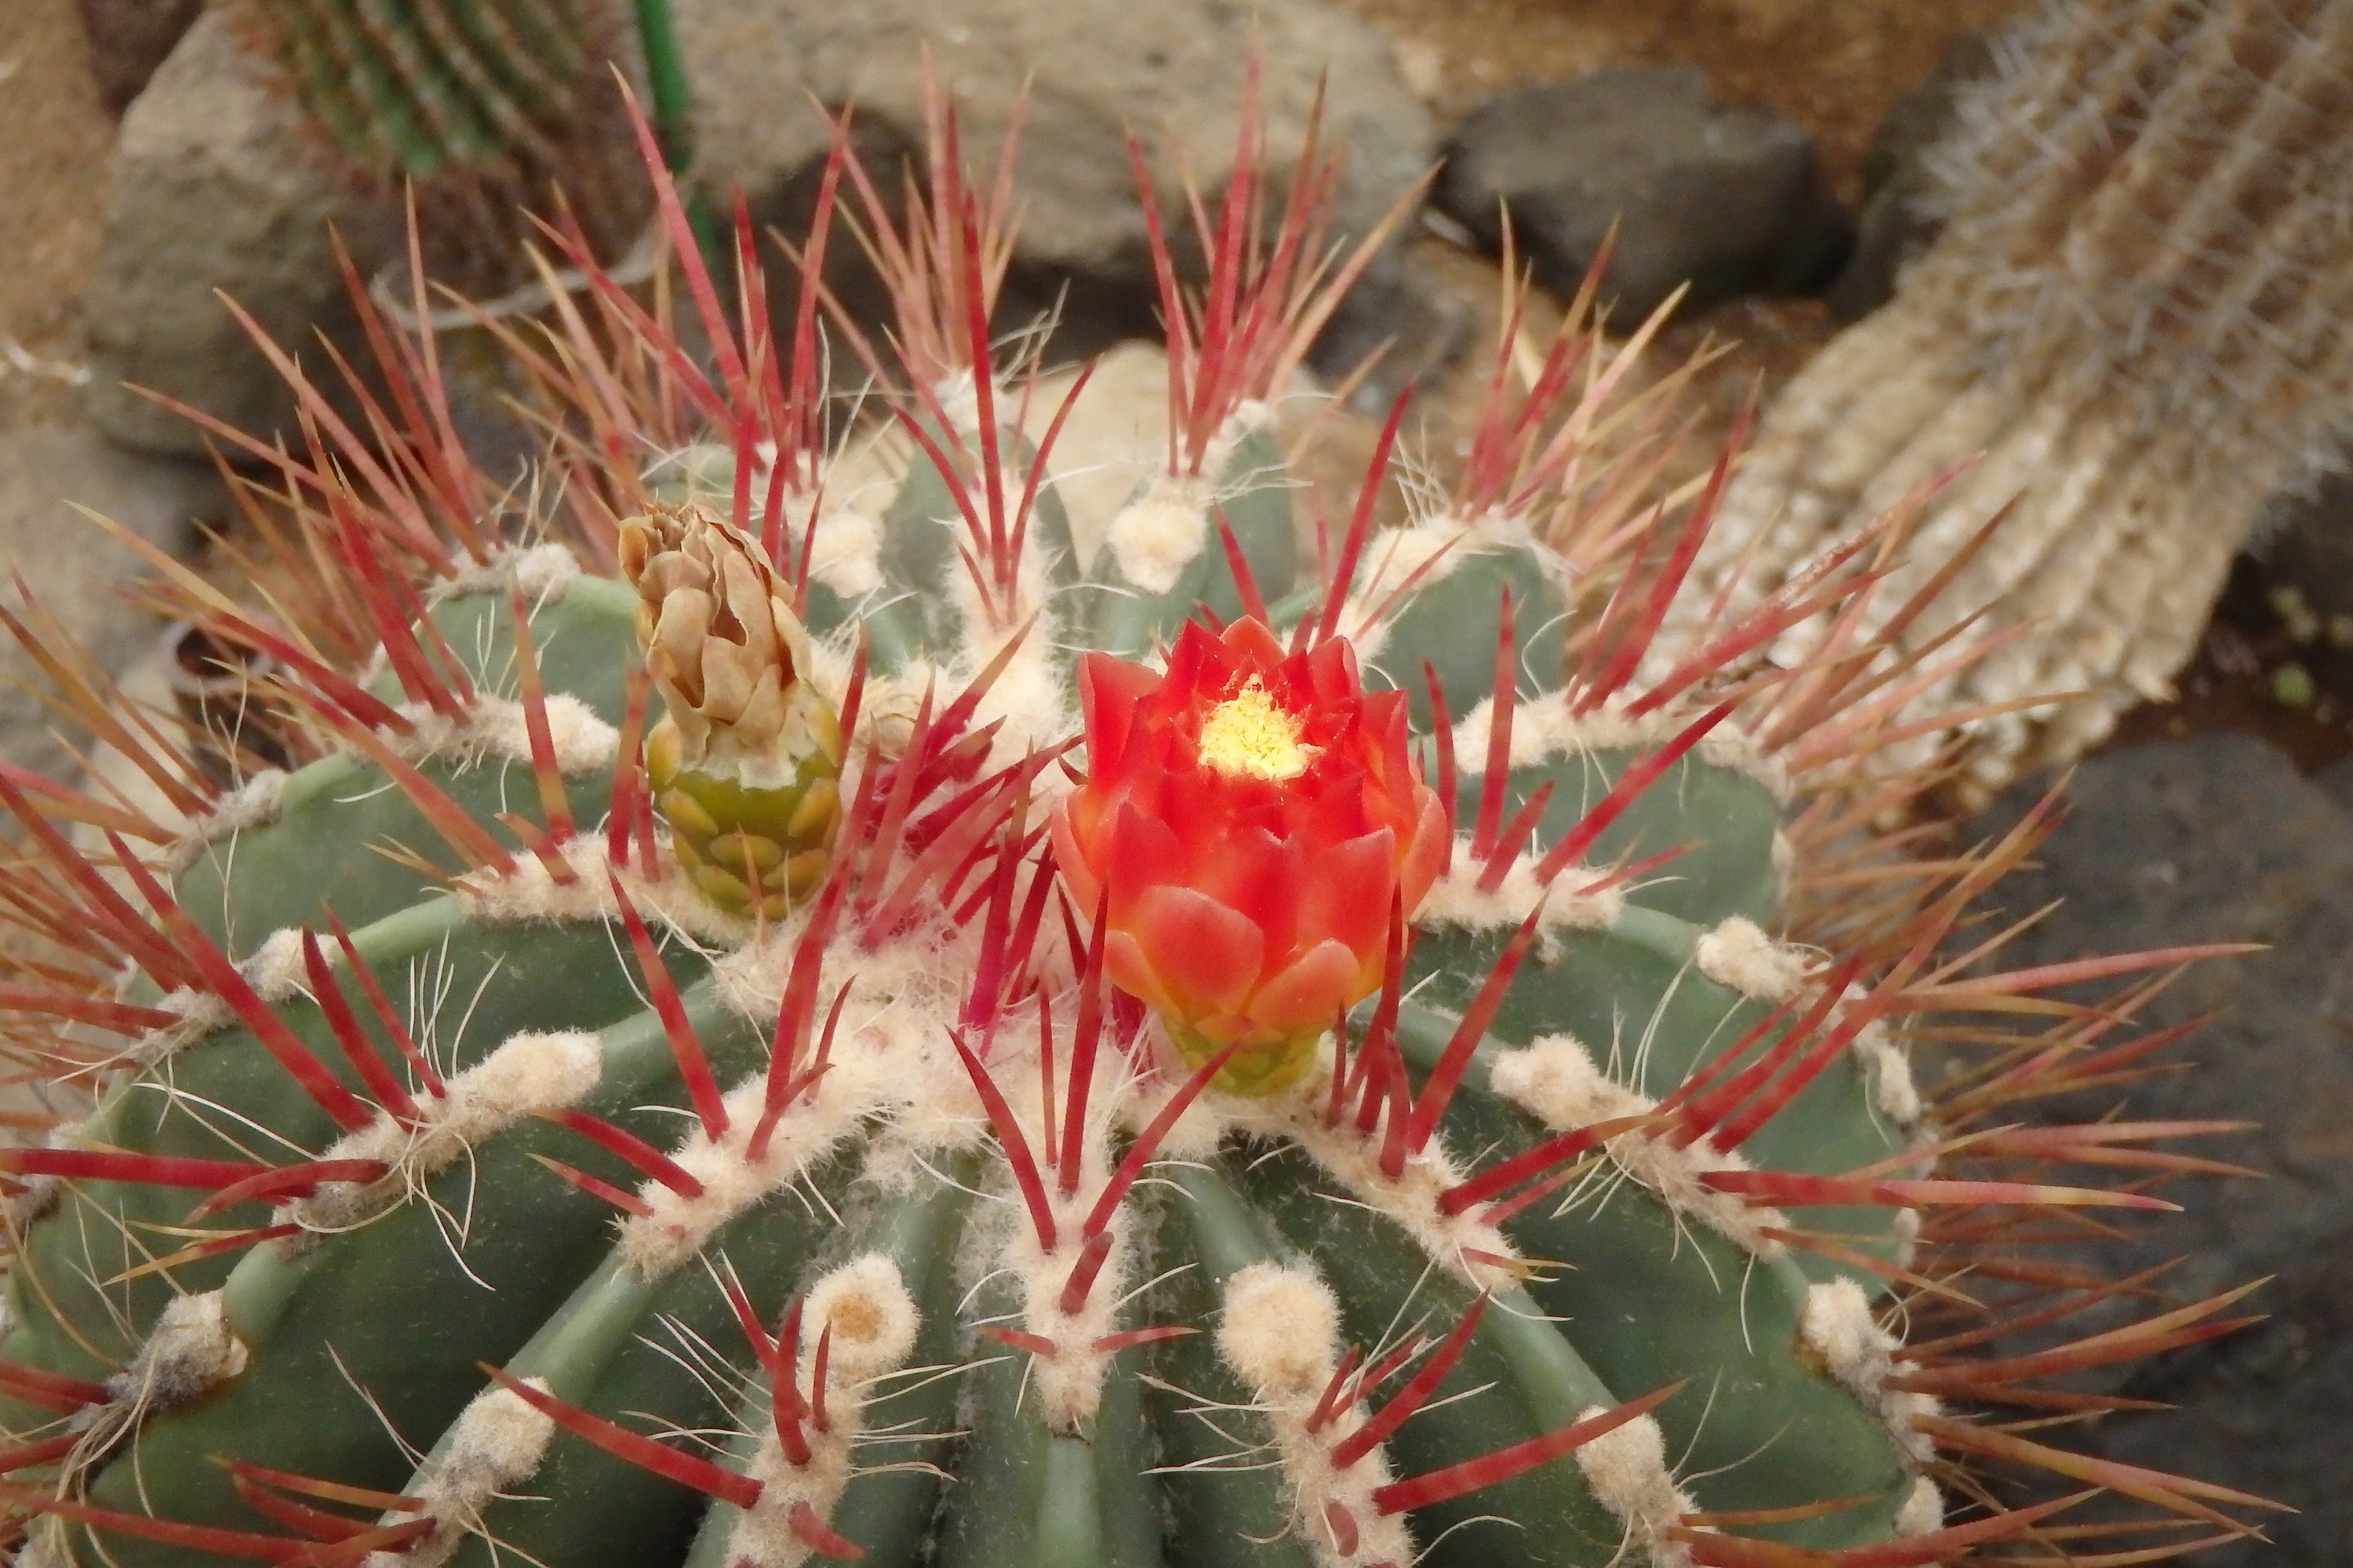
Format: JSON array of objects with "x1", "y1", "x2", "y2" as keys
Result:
[
  {"x1": 0, "y1": 84, "x2": 2255, "y2": 1568},
  {"x1": 237, "y1": 0, "x2": 651, "y2": 294}
]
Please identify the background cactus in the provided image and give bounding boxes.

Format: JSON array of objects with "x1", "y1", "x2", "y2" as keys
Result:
[
  {"x1": 0, "y1": 86, "x2": 2270, "y2": 1568},
  {"x1": 1653, "y1": 0, "x2": 2353, "y2": 794},
  {"x1": 224, "y1": 0, "x2": 655, "y2": 296}
]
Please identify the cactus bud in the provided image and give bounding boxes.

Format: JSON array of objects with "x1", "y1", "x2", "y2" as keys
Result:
[{"x1": 619, "y1": 504, "x2": 843, "y2": 917}]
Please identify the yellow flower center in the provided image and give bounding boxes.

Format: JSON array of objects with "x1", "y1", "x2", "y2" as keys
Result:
[{"x1": 1197, "y1": 681, "x2": 1317, "y2": 781}]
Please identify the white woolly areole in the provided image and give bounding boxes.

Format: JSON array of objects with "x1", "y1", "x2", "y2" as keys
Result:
[
  {"x1": 429, "y1": 542, "x2": 583, "y2": 604},
  {"x1": 372, "y1": 1381, "x2": 557, "y2": 1568},
  {"x1": 1895, "y1": 1475, "x2": 1945, "y2": 1538},
  {"x1": 805, "y1": 1255, "x2": 921, "y2": 1383},
  {"x1": 1414, "y1": 854, "x2": 1623, "y2": 952},
  {"x1": 727, "y1": 1256, "x2": 923, "y2": 1568},
  {"x1": 1104, "y1": 475, "x2": 1213, "y2": 594},
  {"x1": 110, "y1": 1290, "x2": 246, "y2": 1411},
  {"x1": 165, "y1": 767, "x2": 289, "y2": 872},
  {"x1": 982, "y1": 1045, "x2": 1136, "y2": 1432},
  {"x1": 1336, "y1": 509, "x2": 1557, "y2": 666},
  {"x1": 1219, "y1": 1050, "x2": 1521, "y2": 1293},
  {"x1": 386, "y1": 693, "x2": 620, "y2": 778},
  {"x1": 1574, "y1": 1410, "x2": 1700, "y2": 1568},
  {"x1": 1851, "y1": 1021, "x2": 1924, "y2": 1127},
  {"x1": 240, "y1": 926, "x2": 311, "y2": 1003},
  {"x1": 1453, "y1": 692, "x2": 1788, "y2": 800},
  {"x1": 455, "y1": 838, "x2": 743, "y2": 946},
  {"x1": 291, "y1": 1030, "x2": 604, "y2": 1237},
  {"x1": 1217, "y1": 1264, "x2": 1344, "y2": 1399},
  {"x1": 1693, "y1": 917, "x2": 1810, "y2": 1003},
  {"x1": 133, "y1": 986, "x2": 237, "y2": 1064},
  {"x1": 824, "y1": 498, "x2": 1079, "y2": 778},
  {"x1": 1800, "y1": 1277, "x2": 1937, "y2": 1463},
  {"x1": 1100, "y1": 403, "x2": 1277, "y2": 596},
  {"x1": 1214, "y1": 1262, "x2": 1415, "y2": 1568},
  {"x1": 704, "y1": 907, "x2": 1009, "y2": 1181},
  {"x1": 619, "y1": 1055, "x2": 900, "y2": 1279},
  {"x1": 804, "y1": 505, "x2": 885, "y2": 600},
  {"x1": 1487, "y1": 1036, "x2": 1785, "y2": 1258}
]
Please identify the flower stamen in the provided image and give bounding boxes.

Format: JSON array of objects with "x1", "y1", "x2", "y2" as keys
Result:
[{"x1": 1197, "y1": 681, "x2": 1317, "y2": 781}]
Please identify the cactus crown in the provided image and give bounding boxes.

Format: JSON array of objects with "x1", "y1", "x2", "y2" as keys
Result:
[{"x1": 0, "y1": 70, "x2": 2270, "y2": 1568}]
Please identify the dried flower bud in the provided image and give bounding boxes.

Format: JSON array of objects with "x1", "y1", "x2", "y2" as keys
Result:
[{"x1": 620, "y1": 504, "x2": 843, "y2": 918}]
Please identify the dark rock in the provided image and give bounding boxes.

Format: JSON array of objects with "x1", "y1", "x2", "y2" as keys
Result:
[
  {"x1": 1966, "y1": 733, "x2": 2353, "y2": 1563},
  {"x1": 72, "y1": 0, "x2": 204, "y2": 117},
  {"x1": 1433, "y1": 67, "x2": 1851, "y2": 323},
  {"x1": 1302, "y1": 252, "x2": 1472, "y2": 415},
  {"x1": 1823, "y1": 32, "x2": 1999, "y2": 320},
  {"x1": 2251, "y1": 469, "x2": 2353, "y2": 700}
]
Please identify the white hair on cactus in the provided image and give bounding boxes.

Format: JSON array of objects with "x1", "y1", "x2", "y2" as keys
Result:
[
  {"x1": 1104, "y1": 475, "x2": 1213, "y2": 596},
  {"x1": 803, "y1": 505, "x2": 885, "y2": 600},
  {"x1": 1574, "y1": 1409, "x2": 1700, "y2": 1568},
  {"x1": 291, "y1": 1029, "x2": 604, "y2": 1238},
  {"x1": 1800, "y1": 1277, "x2": 1937, "y2": 1462},
  {"x1": 1217, "y1": 1263, "x2": 1343, "y2": 1399},
  {"x1": 803, "y1": 1254, "x2": 920, "y2": 1384},
  {"x1": 1895, "y1": 1475, "x2": 1945, "y2": 1538},
  {"x1": 1452, "y1": 692, "x2": 1788, "y2": 799},
  {"x1": 1694, "y1": 917, "x2": 1810, "y2": 1003},
  {"x1": 1218, "y1": 1047, "x2": 1522, "y2": 1294},
  {"x1": 1213, "y1": 1261, "x2": 1416, "y2": 1568},
  {"x1": 455, "y1": 839, "x2": 742, "y2": 945},
  {"x1": 986, "y1": 1046, "x2": 1135, "y2": 1432},
  {"x1": 1851, "y1": 1021, "x2": 1924, "y2": 1127},
  {"x1": 238, "y1": 926, "x2": 313, "y2": 1003},
  {"x1": 430, "y1": 542, "x2": 583, "y2": 604},
  {"x1": 111, "y1": 1289, "x2": 246, "y2": 1409},
  {"x1": 1335, "y1": 509, "x2": 1558, "y2": 666},
  {"x1": 1413, "y1": 853, "x2": 1623, "y2": 951},
  {"x1": 725, "y1": 1255, "x2": 924, "y2": 1568},
  {"x1": 620, "y1": 1050, "x2": 902, "y2": 1279},
  {"x1": 131, "y1": 986, "x2": 237, "y2": 1066},
  {"x1": 386, "y1": 694, "x2": 620, "y2": 777},
  {"x1": 1488, "y1": 1035, "x2": 1785, "y2": 1257},
  {"x1": 373, "y1": 1380, "x2": 558, "y2": 1568},
  {"x1": 165, "y1": 766, "x2": 290, "y2": 872}
]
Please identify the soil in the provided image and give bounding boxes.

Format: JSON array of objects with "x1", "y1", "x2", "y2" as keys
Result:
[
  {"x1": 0, "y1": 0, "x2": 111, "y2": 433},
  {"x1": 3, "y1": 0, "x2": 2349, "y2": 778}
]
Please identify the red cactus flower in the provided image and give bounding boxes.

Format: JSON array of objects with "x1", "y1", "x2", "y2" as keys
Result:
[{"x1": 1052, "y1": 619, "x2": 1448, "y2": 1094}]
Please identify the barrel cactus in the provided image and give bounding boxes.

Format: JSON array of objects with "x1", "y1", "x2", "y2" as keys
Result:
[
  {"x1": 0, "y1": 84, "x2": 2267, "y2": 1568},
  {"x1": 226, "y1": 0, "x2": 653, "y2": 295}
]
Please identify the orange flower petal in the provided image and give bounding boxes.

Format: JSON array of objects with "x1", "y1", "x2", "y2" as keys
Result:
[
  {"x1": 1128, "y1": 885, "x2": 1266, "y2": 1018},
  {"x1": 1105, "y1": 930, "x2": 1182, "y2": 1019},
  {"x1": 1245, "y1": 939, "x2": 1365, "y2": 1037},
  {"x1": 1295, "y1": 828, "x2": 1398, "y2": 970}
]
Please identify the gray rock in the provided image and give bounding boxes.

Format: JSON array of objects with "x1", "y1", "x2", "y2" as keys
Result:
[
  {"x1": 0, "y1": 427, "x2": 223, "y2": 779},
  {"x1": 81, "y1": 7, "x2": 396, "y2": 460},
  {"x1": 1824, "y1": 32, "x2": 1998, "y2": 322},
  {"x1": 1966, "y1": 733, "x2": 2353, "y2": 1562},
  {"x1": 676, "y1": 0, "x2": 1434, "y2": 296},
  {"x1": 1433, "y1": 67, "x2": 1851, "y2": 323},
  {"x1": 85, "y1": 0, "x2": 1439, "y2": 460}
]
